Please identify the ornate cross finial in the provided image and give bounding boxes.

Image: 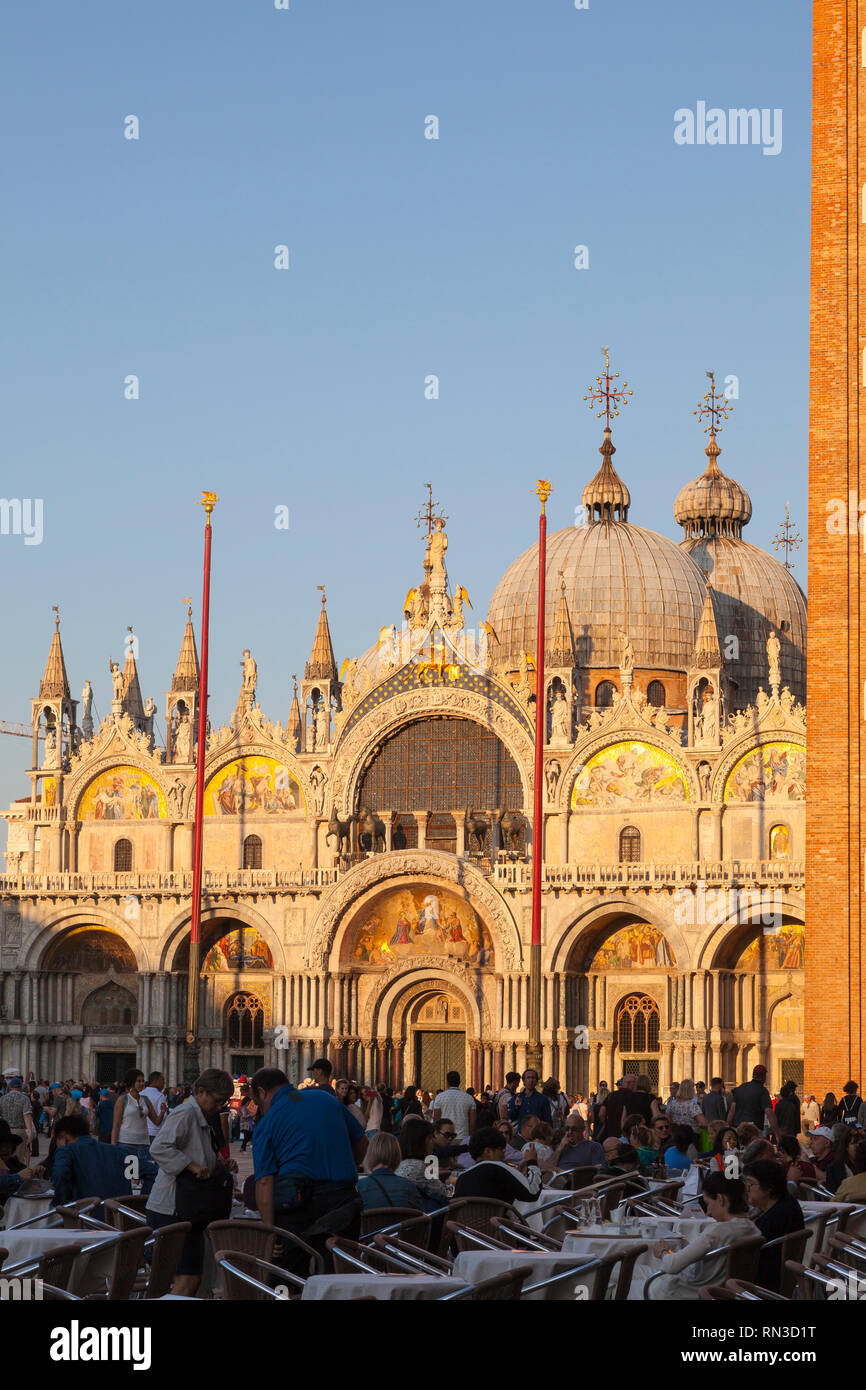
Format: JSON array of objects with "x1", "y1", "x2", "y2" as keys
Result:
[
  {"x1": 317, "y1": 584, "x2": 326, "y2": 605},
  {"x1": 52, "y1": 604, "x2": 60, "y2": 629},
  {"x1": 772, "y1": 500, "x2": 803, "y2": 570},
  {"x1": 182, "y1": 596, "x2": 192, "y2": 617},
  {"x1": 415, "y1": 482, "x2": 447, "y2": 537},
  {"x1": 584, "y1": 346, "x2": 632, "y2": 428},
  {"x1": 694, "y1": 369, "x2": 732, "y2": 435}
]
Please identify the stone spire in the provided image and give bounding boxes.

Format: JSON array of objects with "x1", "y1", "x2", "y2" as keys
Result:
[
  {"x1": 692, "y1": 580, "x2": 722, "y2": 668},
  {"x1": 288, "y1": 674, "x2": 302, "y2": 751},
  {"x1": 120, "y1": 627, "x2": 146, "y2": 723},
  {"x1": 549, "y1": 573, "x2": 576, "y2": 666},
  {"x1": 171, "y1": 603, "x2": 200, "y2": 692},
  {"x1": 304, "y1": 587, "x2": 338, "y2": 681},
  {"x1": 39, "y1": 607, "x2": 70, "y2": 700}
]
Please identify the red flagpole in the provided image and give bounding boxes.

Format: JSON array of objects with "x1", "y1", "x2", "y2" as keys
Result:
[
  {"x1": 528, "y1": 481, "x2": 551, "y2": 1072},
  {"x1": 186, "y1": 491, "x2": 218, "y2": 1070}
]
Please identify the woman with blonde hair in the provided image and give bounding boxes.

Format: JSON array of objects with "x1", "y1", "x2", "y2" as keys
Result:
[
  {"x1": 665, "y1": 1078, "x2": 707, "y2": 1134},
  {"x1": 358, "y1": 1132, "x2": 428, "y2": 1210}
]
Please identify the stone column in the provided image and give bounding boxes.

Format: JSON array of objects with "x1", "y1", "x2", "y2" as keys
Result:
[
  {"x1": 469, "y1": 1039, "x2": 482, "y2": 1092},
  {"x1": 493, "y1": 1047, "x2": 504, "y2": 1091},
  {"x1": 455, "y1": 812, "x2": 465, "y2": 857},
  {"x1": 376, "y1": 1038, "x2": 388, "y2": 1086}
]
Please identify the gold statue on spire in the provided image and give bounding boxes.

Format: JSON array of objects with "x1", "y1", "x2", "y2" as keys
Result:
[
  {"x1": 694, "y1": 369, "x2": 733, "y2": 436},
  {"x1": 584, "y1": 347, "x2": 632, "y2": 428}
]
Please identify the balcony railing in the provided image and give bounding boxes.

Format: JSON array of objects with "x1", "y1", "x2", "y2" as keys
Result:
[
  {"x1": 0, "y1": 867, "x2": 339, "y2": 895},
  {"x1": 492, "y1": 859, "x2": 805, "y2": 889}
]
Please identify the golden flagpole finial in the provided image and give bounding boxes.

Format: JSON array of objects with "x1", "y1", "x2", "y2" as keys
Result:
[
  {"x1": 201, "y1": 490, "x2": 219, "y2": 520},
  {"x1": 584, "y1": 347, "x2": 632, "y2": 429},
  {"x1": 534, "y1": 480, "x2": 553, "y2": 513},
  {"x1": 694, "y1": 369, "x2": 733, "y2": 436}
]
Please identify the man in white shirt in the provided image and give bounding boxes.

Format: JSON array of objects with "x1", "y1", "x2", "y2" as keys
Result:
[
  {"x1": 432, "y1": 1071, "x2": 477, "y2": 1144},
  {"x1": 141, "y1": 1071, "x2": 168, "y2": 1142}
]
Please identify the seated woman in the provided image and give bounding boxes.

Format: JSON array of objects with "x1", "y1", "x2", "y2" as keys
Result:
[
  {"x1": 394, "y1": 1118, "x2": 452, "y2": 1209},
  {"x1": 777, "y1": 1133, "x2": 816, "y2": 1184},
  {"x1": 736, "y1": 1122, "x2": 763, "y2": 1149},
  {"x1": 359, "y1": 1133, "x2": 427, "y2": 1211},
  {"x1": 648, "y1": 1172, "x2": 761, "y2": 1300},
  {"x1": 708, "y1": 1126, "x2": 741, "y2": 1173},
  {"x1": 494, "y1": 1119, "x2": 527, "y2": 1166},
  {"x1": 744, "y1": 1158, "x2": 804, "y2": 1293},
  {"x1": 631, "y1": 1125, "x2": 656, "y2": 1174},
  {"x1": 663, "y1": 1125, "x2": 698, "y2": 1173}
]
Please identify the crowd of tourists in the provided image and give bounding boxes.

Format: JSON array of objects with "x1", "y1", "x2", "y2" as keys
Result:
[{"x1": 1, "y1": 1060, "x2": 864, "y2": 1299}]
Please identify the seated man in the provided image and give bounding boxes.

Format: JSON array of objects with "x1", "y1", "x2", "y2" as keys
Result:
[
  {"x1": 598, "y1": 1142, "x2": 641, "y2": 1178},
  {"x1": 432, "y1": 1119, "x2": 469, "y2": 1176},
  {"x1": 52, "y1": 1113, "x2": 156, "y2": 1208},
  {"x1": 808, "y1": 1127, "x2": 848, "y2": 1193},
  {"x1": 550, "y1": 1115, "x2": 604, "y2": 1171},
  {"x1": 453, "y1": 1126, "x2": 543, "y2": 1204}
]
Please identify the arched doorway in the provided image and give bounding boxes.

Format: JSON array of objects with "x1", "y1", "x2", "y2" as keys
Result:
[
  {"x1": 43, "y1": 926, "x2": 140, "y2": 1082},
  {"x1": 408, "y1": 990, "x2": 468, "y2": 1092}
]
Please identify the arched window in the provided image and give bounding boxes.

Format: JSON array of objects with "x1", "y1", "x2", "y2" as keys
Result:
[
  {"x1": 595, "y1": 680, "x2": 617, "y2": 708},
  {"x1": 243, "y1": 834, "x2": 263, "y2": 869},
  {"x1": 357, "y1": 716, "x2": 523, "y2": 813},
  {"x1": 769, "y1": 825, "x2": 790, "y2": 859},
  {"x1": 616, "y1": 994, "x2": 660, "y2": 1053},
  {"x1": 619, "y1": 826, "x2": 641, "y2": 862},
  {"x1": 392, "y1": 813, "x2": 417, "y2": 850},
  {"x1": 646, "y1": 680, "x2": 666, "y2": 708},
  {"x1": 226, "y1": 992, "x2": 264, "y2": 1050},
  {"x1": 114, "y1": 838, "x2": 133, "y2": 872},
  {"x1": 82, "y1": 982, "x2": 137, "y2": 1032}
]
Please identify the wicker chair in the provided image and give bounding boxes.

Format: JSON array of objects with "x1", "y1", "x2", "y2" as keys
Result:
[
  {"x1": 725, "y1": 1279, "x2": 789, "y2": 1301},
  {"x1": 491, "y1": 1218, "x2": 562, "y2": 1252},
  {"x1": 437, "y1": 1198, "x2": 512, "y2": 1257},
  {"x1": 56, "y1": 1199, "x2": 103, "y2": 1228},
  {"x1": 359, "y1": 1208, "x2": 430, "y2": 1244},
  {"x1": 445, "y1": 1221, "x2": 512, "y2": 1254},
  {"x1": 34, "y1": 1242, "x2": 87, "y2": 1292},
  {"x1": 83, "y1": 1227, "x2": 152, "y2": 1301},
  {"x1": 759, "y1": 1229, "x2": 808, "y2": 1299},
  {"x1": 140, "y1": 1221, "x2": 193, "y2": 1299},
  {"x1": 206, "y1": 1219, "x2": 322, "y2": 1278},
  {"x1": 214, "y1": 1250, "x2": 304, "y2": 1301},
  {"x1": 0, "y1": 1249, "x2": 6, "y2": 1272},
  {"x1": 327, "y1": 1237, "x2": 410, "y2": 1275},
  {"x1": 698, "y1": 1284, "x2": 739, "y2": 1301},
  {"x1": 372, "y1": 1234, "x2": 455, "y2": 1275},
  {"x1": 103, "y1": 1196, "x2": 150, "y2": 1230},
  {"x1": 438, "y1": 1265, "x2": 533, "y2": 1301}
]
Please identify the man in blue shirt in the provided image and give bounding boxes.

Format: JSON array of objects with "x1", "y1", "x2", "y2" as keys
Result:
[
  {"x1": 51, "y1": 1114, "x2": 157, "y2": 1209},
  {"x1": 507, "y1": 1069, "x2": 553, "y2": 1128},
  {"x1": 251, "y1": 1067, "x2": 367, "y2": 1275},
  {"x1": 95, "y1": 1090, "x2": 116, "y2": 1142}
]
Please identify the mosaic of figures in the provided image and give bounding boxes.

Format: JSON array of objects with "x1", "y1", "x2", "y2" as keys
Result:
[
  {"x1": 79, "y1": 766, "x2": 166, "y2": 820},
  {"x1": 572, "y1": 742, "x2": 688, "y2": 808},
  {"x1": 203, "y1": 927, "x2": 274, "y2": 971},
  {"x1": 204, "y1": 757, "x2": 304, "y2": 816},
  {"x1": 351, "y1": 886, "x2": 494, "y2": 968},
  {"x1": 736, "y1": 924, "x2": 804, "y2": 971},
  {"x1": 588, "y1": 923, "x2": 676, "y2": 970},
  {"x1": 724, "y1": 743, "x2": 806, "y2": 803},
  {"x1": 44, "y1": 928, "x2": 137, "y2": 973}
]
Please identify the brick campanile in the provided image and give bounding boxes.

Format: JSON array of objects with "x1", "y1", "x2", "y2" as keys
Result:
[{"x1": 806, "y1": 2, "x2": 866, "y2": 1094}]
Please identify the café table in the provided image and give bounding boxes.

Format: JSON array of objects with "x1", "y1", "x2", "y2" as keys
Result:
[
  {"x1": 2, "y1": 1191, "x2": 55, "y2": 1229},
  {"x1": 301, "y1": 1274, "x2": 470, "y2": 1301},
  {"x1": 452, "y1": 1248, "x2": 601, "y2": 1301},
  {"x1": 1, "y1": 1226, "x2": 119, "y2": 1296},
  {"x1": 563, "y1": 1216, "x2": 715, "y2": 1300}
]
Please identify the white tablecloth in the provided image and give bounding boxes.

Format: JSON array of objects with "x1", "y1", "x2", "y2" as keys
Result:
[
  {"x1": 301, "y1": 1274, "x2": 469, "y2": 1301},
  {"x1": 452, "y1": 1249, "x2": 600, "y2": 1301},
  {"x1": 514, "y1": 1186, "x2": 579, "y2": 1232},
  {"x1": 1, "y1": 1228, "x2": 118, "y2": 1295},
  {"x1": 2, "y1": 1193, "x2": 54, "y2": 1229},
  {"x1": 563, "y1": 1218, "x2": 714, "y2": 1300}
]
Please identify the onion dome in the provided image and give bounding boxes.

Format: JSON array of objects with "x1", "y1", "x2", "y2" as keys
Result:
[
  {"x1": 674, "y1": 434, "x2": 752, "y2": 539},
  {"x1": 582, "y1": 428, "x2": 631, "y2": 522}
]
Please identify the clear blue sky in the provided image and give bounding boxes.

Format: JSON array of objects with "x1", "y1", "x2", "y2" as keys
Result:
[{"x1": 0, "y1": 0, "x2": 811, "y2": 836}]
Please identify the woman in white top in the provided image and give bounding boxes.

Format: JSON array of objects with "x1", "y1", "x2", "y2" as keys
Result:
[
  {"x1": 111, "y1": 1067, "x2": 162, "y2": 1179},
  {"x1": 664, "y1": 1078, "x2": 708, "y2": 1135},
  {"x1": 647, "y1": 1171, "x2": 760, "y2": 1299}
]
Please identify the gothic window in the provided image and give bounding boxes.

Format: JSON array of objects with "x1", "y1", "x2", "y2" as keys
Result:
[
  {"x1": 226, "y1": 992, "x2": 264, "y2": 1049},
  {"x1": 595, "y1": 680, "x2": 617, "y2": 708},
  {"x1": 392, "y1": 813, "x2": 418, "y2": 850},
  {"x1": 243, "y1": 834, "x2": 263, "y2": 869},
  {"x1": 616, "y1": 994, "x2": 660, "y2": 1053},
  {"x1": 114, "y1": 838, "x2": 133, "y2": 872},
  {"x1": 647, "y1": 680, "x2": 666, "y2": 708},
  {"x1": 357, "y1": 716, "x2": 523, "y2": 814},
  {"x1": 619, "y1": 826, "x2": 641, "y2": 862}
]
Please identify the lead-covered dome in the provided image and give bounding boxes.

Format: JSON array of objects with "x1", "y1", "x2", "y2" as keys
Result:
[{"x1": 487, "y1": 519, "x2": 707, "y2": 673}]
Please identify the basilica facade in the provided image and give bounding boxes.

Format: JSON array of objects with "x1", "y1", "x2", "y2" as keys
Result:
[{"x1": 0, "y1": 406, "x2": 807, "y2": 1097}]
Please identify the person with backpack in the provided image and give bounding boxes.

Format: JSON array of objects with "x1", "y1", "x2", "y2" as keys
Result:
[{"x1": 838, "y1": 1080, "x2": 863, "y2": 1128}]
